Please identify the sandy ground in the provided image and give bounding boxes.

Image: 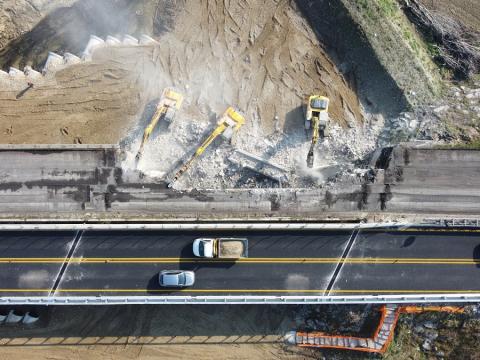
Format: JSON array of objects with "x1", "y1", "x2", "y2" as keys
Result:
[
  {"x1": 0, "y1": 344, "x2": 310, "y2": 360},
  {"x1": 0, "y1": 47, "x2": 144, "y2": 144},
  {"x1": 0, "y1": 305, "x2": 312, "y2": 360},
  {"x1": 0, "y1": 345, "x2": 308, "y2": 360}
]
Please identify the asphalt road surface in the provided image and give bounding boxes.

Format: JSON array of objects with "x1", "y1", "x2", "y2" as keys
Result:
[{"x1": 0, "y1": 228, "x2": 479, "y2": 296}]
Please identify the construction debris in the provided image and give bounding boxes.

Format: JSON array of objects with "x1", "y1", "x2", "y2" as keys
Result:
[
  {"x1": 168, "y1": 107, "x2": 245, "y2": 187},
  {"x1": 228, "y1": 149, "x2": 289, "y2": 184}
]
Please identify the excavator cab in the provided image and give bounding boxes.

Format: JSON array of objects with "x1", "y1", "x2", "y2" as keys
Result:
[
  {"x1": 220, "y1": 107, "x2": 246, "y2": 141},
  {"x1": 305, "y1": 95, "x2": 329, "y2": 131},
  {"x1": 161, "y1": 88, "x2": 184, "y2": 124},
  {"x1": 305, "y1": 95, "x2": 329, "y2": 168}
]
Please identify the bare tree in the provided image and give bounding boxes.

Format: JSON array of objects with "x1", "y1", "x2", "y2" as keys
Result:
[{"x1": 402, "y1": 0, "x2": 480, "y2": 79}]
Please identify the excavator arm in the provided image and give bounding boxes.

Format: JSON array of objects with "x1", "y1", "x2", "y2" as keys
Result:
[
  {"x1": 306, "y1": 116, "x2": 319, "y2": 168},
  {"x1": 168, "y1": 107, "x2": 245, "y2": 187},
  {"x1": 168, "y1": 123, "x2": 227, "y2": 185},
  {"x1": 135, "y1": 106, "x2": 167, "y2": 161},
  {"x1": 135, "y1": 88, "x2": 184, "y2": 162}
]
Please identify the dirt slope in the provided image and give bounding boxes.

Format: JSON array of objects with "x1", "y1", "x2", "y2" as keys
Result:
[{"x1": 154, "y1": 0, "x2": 363, "y2": 134}]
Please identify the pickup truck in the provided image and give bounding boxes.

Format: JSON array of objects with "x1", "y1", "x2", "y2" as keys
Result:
[{"x1": 192, "y1": 238, "x2": 248, "y2": 258}]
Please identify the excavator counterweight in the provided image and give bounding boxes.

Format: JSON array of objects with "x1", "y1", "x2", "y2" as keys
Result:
[
  {"x1": 305, "y1": 95, "x2": 329, "y2": 168},
  {"x1": 135, "y1": 88, "x2": 184, "y2": 162},
  {"x1": 168, "y1": 107, "x2": 245, "y2": 187}
]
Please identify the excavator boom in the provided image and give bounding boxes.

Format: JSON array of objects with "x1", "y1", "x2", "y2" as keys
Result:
[
  {"x1": 135, "y1": 88, "x2": 184, "y2": 162},
  {"x1": 168, "y1": 107, "x2": 245, "y2": 187}
]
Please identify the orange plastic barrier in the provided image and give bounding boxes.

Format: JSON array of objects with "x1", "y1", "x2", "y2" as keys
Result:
[
  {"x1": 399, "y1": 306, "x2": 464, "y2": 314},
  {"x1": 295, "y1": 305, "x2": 465, "y2": 354}
]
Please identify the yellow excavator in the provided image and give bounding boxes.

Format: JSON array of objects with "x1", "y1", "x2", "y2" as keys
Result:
[
  {"x1": 305, "y1": 95, "x2": 329, "y2": 168},
  {"x1": 168, "y1": 107, "x2": 245, "y2": 187},
  {"x1": 135, "y1": 88, "x2": 184, "y2": 162}
]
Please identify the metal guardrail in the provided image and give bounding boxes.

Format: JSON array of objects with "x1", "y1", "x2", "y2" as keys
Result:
[
  {"x1": 422, "y1": 218, "x2": 480, "y2": 227},
  {"x1": 1, "y1": 294, "x2": 479, "y2": 305},
  {"x1": 0, "y1": 222, "x2": 408, "y2": 231},
  {"x1": 0, "y1": 144, "x2": 119, "y2": 150}
]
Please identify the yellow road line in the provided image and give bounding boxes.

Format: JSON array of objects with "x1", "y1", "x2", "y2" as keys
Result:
[
  {"x1": 0, "y1": 257, "x2": 478, "y2": 264},
  {"x1": 1, "y1": 289, "x2": 480, "y2": 294}
]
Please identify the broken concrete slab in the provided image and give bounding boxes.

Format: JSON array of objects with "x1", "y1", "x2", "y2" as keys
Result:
[{"x1": 228, "y1": 149, "x2": 289, "y2": 184}]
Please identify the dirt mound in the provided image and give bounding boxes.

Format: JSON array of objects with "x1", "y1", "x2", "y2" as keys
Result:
[
  {"x1": 0, "y1": 47, "x2": 145, "y2": 144},
  {"x1": 152, "y1": 0, "x2": 363, "y2": 133}
]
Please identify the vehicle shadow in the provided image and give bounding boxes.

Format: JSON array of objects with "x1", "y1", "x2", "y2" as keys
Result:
[
  {"x1": 119, "y1": 98, "x2": 159, "y2": 149},
  {"x1": 146, "y1": 273, "x2": 177, "y2": 295},
  {"x1": 178, "y1": 243, "x2": 236, "y2": 271},
  {"x1": 401, "y1": 236, "x2": 416, "y2": 248},
  {"x1": 474, "y1": 244, "x2": 480, "y2": 269}
]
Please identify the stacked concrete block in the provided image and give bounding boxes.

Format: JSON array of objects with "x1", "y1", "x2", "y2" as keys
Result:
[
  {"x1": 122, "y1": 35, "x2": 139, "y2": 45},
  {"x1": 9, "y1": 67, "x2": 25, "y2": 78},
  {"x1": 63, "y1": 52, "x2": 81, "y2": 65},
  {"x1": 42, "y1": 52, "x2": 64, "y2": 74},
  {"x1": 106, "y1": 35, "x2": 122, "y2": 46},
  {"x1": 139, "y1": 34, "x2": 159, "y2": 45},
  {"x1": 82, "y1": 35, "x2": 105, "y2": 59}
]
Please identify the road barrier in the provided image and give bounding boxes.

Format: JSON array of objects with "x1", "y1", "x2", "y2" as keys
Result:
[
  {"x1": 0, "y1": 310, "x2": 39, "y2": 324},
  {"x1": 0, "y1": 294, "x2": 479, "y2": 305},
  {"x1": 0, "y1": 222, "x2": 407, "y2": 231}
]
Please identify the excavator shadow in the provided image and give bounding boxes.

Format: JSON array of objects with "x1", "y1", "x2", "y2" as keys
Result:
[
  {"x1": 474, "y1": 244, "x2": 480, "y2": 269},
  {"x1": 120, "y1": 98, "x2": 160, "y2": 148}
]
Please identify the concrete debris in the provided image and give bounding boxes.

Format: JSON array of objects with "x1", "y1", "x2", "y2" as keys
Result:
[
  {"x1": 422, "y1": 339, "x2": 432, "y2": 351},
  {"x1": 425, "y1": 330, "x2": 439, "y2": 341},
  {"x1": 433, "y1": 105, "x2": 449, "y2": 113},
  {"x1": 423, "y1": 321, "x2": 437, "y2": 329},
  {"x1": 379, "y1": 84, "x2": 480, "y2": 146},
  {"x1": 228, "y1": 149, "x2": 289, "y2": 184}
]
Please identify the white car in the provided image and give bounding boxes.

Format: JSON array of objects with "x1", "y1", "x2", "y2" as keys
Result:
[{"x1": 159, "y1": 270, "x2": 195, "y2": 287}]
